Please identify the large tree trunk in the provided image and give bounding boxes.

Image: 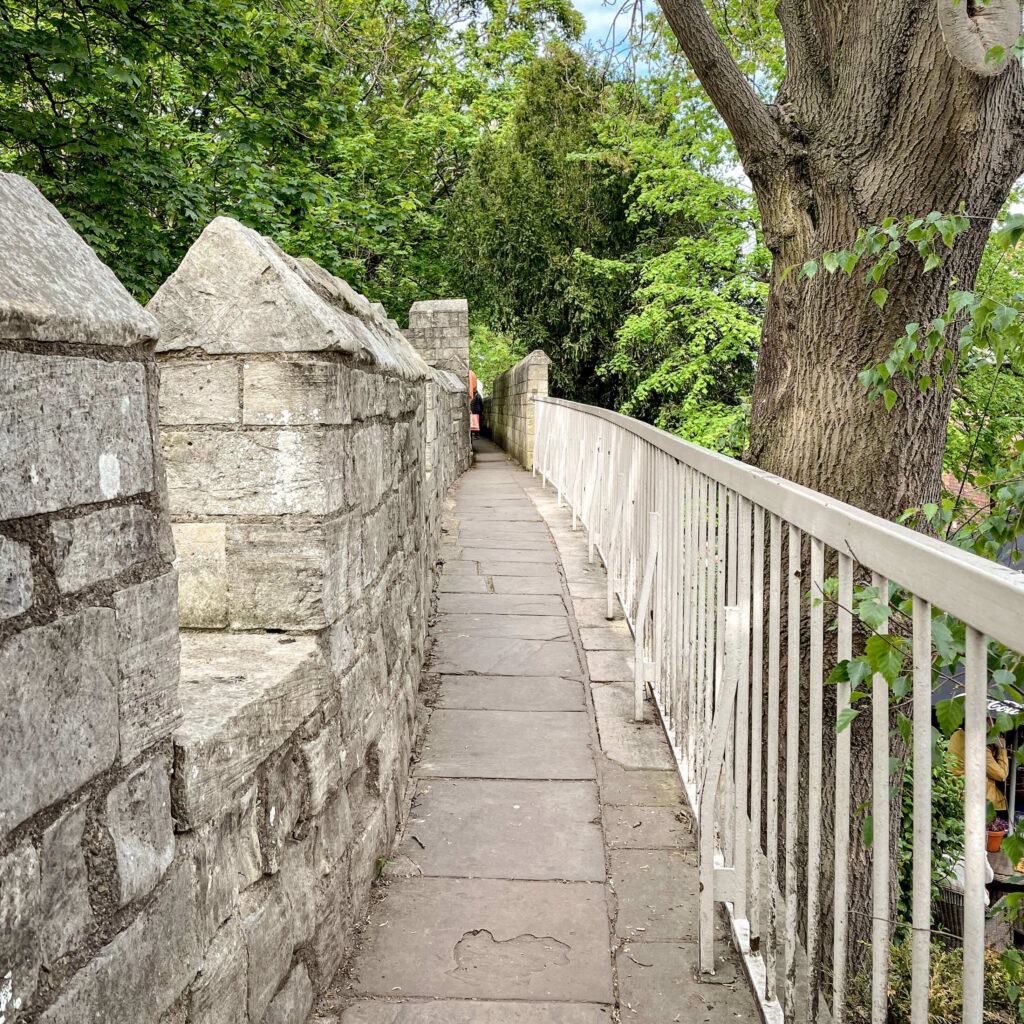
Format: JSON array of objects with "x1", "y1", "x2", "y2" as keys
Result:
[{"x1": 656, "y1": 0, "x2": 1024, "y2": 1006}]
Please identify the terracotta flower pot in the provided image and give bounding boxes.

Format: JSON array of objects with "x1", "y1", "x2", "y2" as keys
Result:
[{"x1": 987, "y1": 830, "x2": 1007, "y2": 852}]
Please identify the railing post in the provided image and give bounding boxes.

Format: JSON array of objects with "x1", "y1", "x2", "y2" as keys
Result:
[
  {"x1": 633, "y1": 511, "x2": 659, "y2": 722},
  {"x1": 699, "y1": 605, "x2": 744, "y2": 975}
]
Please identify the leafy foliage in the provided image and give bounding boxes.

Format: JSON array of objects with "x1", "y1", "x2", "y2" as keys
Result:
[{"x1": 0, "y1": 0, "x2": 581, "y2": 303}]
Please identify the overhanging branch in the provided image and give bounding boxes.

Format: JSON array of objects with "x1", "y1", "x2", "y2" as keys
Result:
[{"x1": 656, "y1": 0, "x2": 783, "y2": 167}]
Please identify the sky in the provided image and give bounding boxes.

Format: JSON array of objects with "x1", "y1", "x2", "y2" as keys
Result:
[{"x1": 573, "y1": 0, "x2": 634, "y2": 49}]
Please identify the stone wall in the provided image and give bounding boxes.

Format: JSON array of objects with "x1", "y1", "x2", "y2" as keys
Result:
[
  {"x1": 403, "y1": 298, "x2": 469, "y2": 381},
  {"x1": 482, "y1": 349, "x2": 551, "y2": 470},
  {"x1": 0, "y1": 181, "x2": 469, "y2": 1024},
  {"x1": 0, "y1": 174, "x2": 184, "y2": 1023}
]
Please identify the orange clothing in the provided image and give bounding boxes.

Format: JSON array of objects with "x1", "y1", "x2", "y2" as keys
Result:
[{"x1": 948, "y1": 729, "x2": 1010, "y2": 810}]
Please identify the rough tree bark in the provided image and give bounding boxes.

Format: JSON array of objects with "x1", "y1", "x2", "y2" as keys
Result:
[
  {"x1": 658, "y1": 0, "x2": 1024, "y2": 518},
  {"x1": 656, "y1": 0, "x2": 1024, "y2": 1004}
]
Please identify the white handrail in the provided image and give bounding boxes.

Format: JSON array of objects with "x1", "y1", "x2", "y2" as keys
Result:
[{"x1": 533, "y1": 394, "x2": 1014, "y2": 1024}]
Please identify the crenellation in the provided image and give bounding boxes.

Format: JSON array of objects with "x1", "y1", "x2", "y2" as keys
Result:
[
  {"x1": 483, "y1": 348, "x2": 550, "y2": 470},
  {"x1": 0, "y1": 177, "x2": 470, "y2": 1024}
]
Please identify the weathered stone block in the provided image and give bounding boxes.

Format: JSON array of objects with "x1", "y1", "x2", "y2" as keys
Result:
[
  {"x1": 51, "y1": 505, "x2": 158, "y2": 593},
  {"x1": 173, "y1": 633, "x2": 330, "y2": 828},
  {"x1": 0, "y1": 535, "x2": 32, "y2": 619},
  {"x1": 242, "y1": 885, "x2": 294, "y2": 1022},
  {"x1": 225, "y1": 522, "x2": 328, "y2": 630},
  {"x1": 38, "y1": 805, "x2": 93, "y2": 963},
  {"x1": 348, "y1": 422, "x2": 389, "y2": 509},
  {"x1": 242, "y1": 358, "x2": 352, "y2": 425},
  {"x1": 0, "y1": 351, "x2": 154, "y2": 520},
  {"x1": 172, "y1": 523, "x2": 228, "y2": 628},
  {"x1": 263, "y1": 752, "x2": 305, "y2": 874},
  {"x1": 313, "y1": 785, "x2": 352, "y2": 878},
  {"x1": 192, "y1": 787, "x2": 261, "y2": 946},
  {"x1": 263, "y1": 963, "x2": 312, "y2": 1024},
  {"x1": 161, "y1": 428, "x2": 345, "y2": 517},
  {"x1": 105, "y1": 759, "x2": 175, "y2": 905},
  {"x1": 114, "y1": 572, "x2": 181, "y2": 762},
  {"x1": 279, "y1": 837, "x2": 316, "y2": 946},
  {"x1": 301, "y1": 719, "x2": 343, "y2": 818},
  {"x1": 0, "y1": 839, "x2": 40, "y2": 1019},
  {"x1": 187, "y1": 918, "x2": 247, "y2": 1024},
  {"x1": 0, "y1": 608, "x2": 118, "y2": 839},
  {"x1": 0, "y1": 173, "x2": 159, "y2": 346},
  {"x1": 158, "y1": 360, "x2": 239, "y2": 425},
  {"x1": 38, "y1": 859, "x2": 200, "y2": 1024}
]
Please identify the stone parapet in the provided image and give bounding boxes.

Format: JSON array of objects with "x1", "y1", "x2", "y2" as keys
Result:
[
  {"x1": 0, "y1": 173, "x2": 180, "y2": 1022},
  {"x1": 0, "y1": 188, "x2": 470, "y2": 1023},
  {"x1": 483, "y1": 349, "x2": 551, "y2": 469}
]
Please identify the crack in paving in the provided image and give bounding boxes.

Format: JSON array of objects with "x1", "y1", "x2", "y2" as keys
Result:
[{"x1": 448, "y1": 930, "x2": 571, "y2": 986}]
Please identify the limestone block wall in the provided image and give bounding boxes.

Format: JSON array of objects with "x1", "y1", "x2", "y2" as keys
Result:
[
  {"x1": 0, "y1": 174, "x2": 184, "y2": 1023},
  {"x1": 0, "y1": 189, "x2": 470, "y2": 1024},
  {"x1": 404, "y1": 298, "x2": 469, "y2": 380},
  {"x1": 483, "y1": 349, "x2": 551, "y2": 469}
]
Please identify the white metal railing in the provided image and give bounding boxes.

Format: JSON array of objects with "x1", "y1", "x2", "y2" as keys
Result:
[{"x1": 533, "y1": 395, "x2": 1024, "y2": 1024}]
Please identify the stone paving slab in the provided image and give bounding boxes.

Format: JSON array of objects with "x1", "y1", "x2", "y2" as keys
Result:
[
  {"x1": 603, "y1": 804, "x2": 694, "y2": 850},
  {"x1": 339, "y1": 1001, "x2": 614, "y2": 1022},
  {"x1": 615, "y1": 942, "x2": 751, "y2": 1024},
  {"x1": 438, "y1": 675, "x2": 585, "y2": 712},
  {"x1": 433, "y1": 614, "x2": 570, "y2": 641},
  {"x1": 610, "y1": 849, "x2": 699, "y2": 940},
  {"x1": 587, "y1": 650, "x2": 633, "y2": 681},
  {"x1": 438, "y1": 575, "x2": 490, "y2": 594},
  {"x1": 431, "y1": 637, "x2": 581, "y2": 677},
  {"x1": 591, "y1": 683, "x2": 673, "y2": 770},
  {"x1": 477, "y1": 561, "x2": 561, "y2": 580},
  {"x1": 436, "y1": 593, "x2": 566, "y2": 617},
  {"x1": 417, "y1": 710, "x2": 595, "y2": 779},
  {"x1": 401, "y1": 779, "x2": 604, "y2": 880},
  {"x1": 572, "y1": 598, "x2": 624, "y2": 626},
  {"x1": 599, "y1": 765, "x2": 684, "y2": 808},
  {"x1": 459, "y1": 547, "x2": 557, "y2": 563},
  {"x1": 457, "y1": 531, "x2": 552, "y2": 548},
  {"x1": 490, "y1": 577, "x2": 563, "y2": 595},
  {"x1": 579, "y1": 626, "x2": 632, "y2": 651},
  {"x1": 348, "y1": 877, "x2": 614, "y2": 1003}
]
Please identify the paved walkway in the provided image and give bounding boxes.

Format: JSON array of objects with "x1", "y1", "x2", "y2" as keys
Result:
[{"x1": 319, "y1": 440, "x2": 758, "y2": 1023}]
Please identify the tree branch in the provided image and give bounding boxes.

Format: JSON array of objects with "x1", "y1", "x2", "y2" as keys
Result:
[{"x1": 656, "y1": 0, "x2": 782, "y2": 166}]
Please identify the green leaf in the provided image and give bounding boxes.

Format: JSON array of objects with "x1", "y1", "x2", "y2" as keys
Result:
[
  {"x1": 936, "y1": 696, "x2": 966, "y2": 736},
  {"x1": 865, "y1": 634, "x2": 903, "y2": 684},
  {"x1": 801, "y1": 261, "x2": 819, "y2": 280},
  {"x1": 822, "y1": 252, "x2": 838, "y2": 273},
  {"x1": 862, "y1": 814, "x2": 873, "y2": 848},
  {"x1": 924, "y1": 253, "x2": 941, "y2": 272},
  {"x1": 837, "y1": 707, "x2": 860, "y2": 733},
  {"x1": 872, "y1": 287, "x2": 889, "y2": 309},
  {"x1": 884, "y1": 389, "x2": 897, "y2": 412}
]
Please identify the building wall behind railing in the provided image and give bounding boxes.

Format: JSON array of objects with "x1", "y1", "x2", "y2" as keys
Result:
[
  {"x1": 0, "y1": 177, "x2": 470, "y2": 1024},
  {"x1": 482, "y1": 349, "x2": 550, "y2": 469}
]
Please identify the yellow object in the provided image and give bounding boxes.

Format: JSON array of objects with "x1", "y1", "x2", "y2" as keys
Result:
[{"x1": 948, "y1": 729, "x2": 1009, "y2": 811}]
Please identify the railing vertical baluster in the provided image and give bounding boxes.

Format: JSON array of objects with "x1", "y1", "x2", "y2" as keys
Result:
[
  {"x1": 807, "y1": 536, "x2": 825, "y2": 1020},
  {"x1": 910, "y1": 594, "x2": 932, "y2": 1024},
  {"x1": 686, "y1": 467, "x2": 699, "y2": 776},
  {"x1": 749, "y1": 504, "x2": 765, "y2": 962},
  {"x1": 734, "y1": 496, "x2": 752, "y2": 927},
  {"x1": 695, "y1": 474, "x2": 708, "y2": 778},
  {"x1": 833, "y1": 552, "x2": 854, "y2": 1022},
  {"x1": 871, "y1": 572, "x2": 890, "y2": 1024},
  {"x1": 784, "y1": 523, "x2": 802, "y2": 1019},
  {"x1": 963, "y1": 625, "x2": 987, "y2": 1024},
  {"x1": 765, "y1": 513, "x2": 782, "y2": 1004}
]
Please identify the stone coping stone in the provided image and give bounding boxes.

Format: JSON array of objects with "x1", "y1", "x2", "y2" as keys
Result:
[
  {"x1": 172, "y1": 631, "x2": 330, "y2": 828},
  {"x1": 148, "y1": 216, "x2": 427, "y2": 379},
  {"x1": 0, "y1": 173, "x2": 159, "y2": 345},
  {"x1": 409, "y1": 298, "x2": 468, "y2": 314}
]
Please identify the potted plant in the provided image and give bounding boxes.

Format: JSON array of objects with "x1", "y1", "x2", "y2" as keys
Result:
[{"x1": 988, "y1": 817, "x2": 1010, "y2": 852}]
